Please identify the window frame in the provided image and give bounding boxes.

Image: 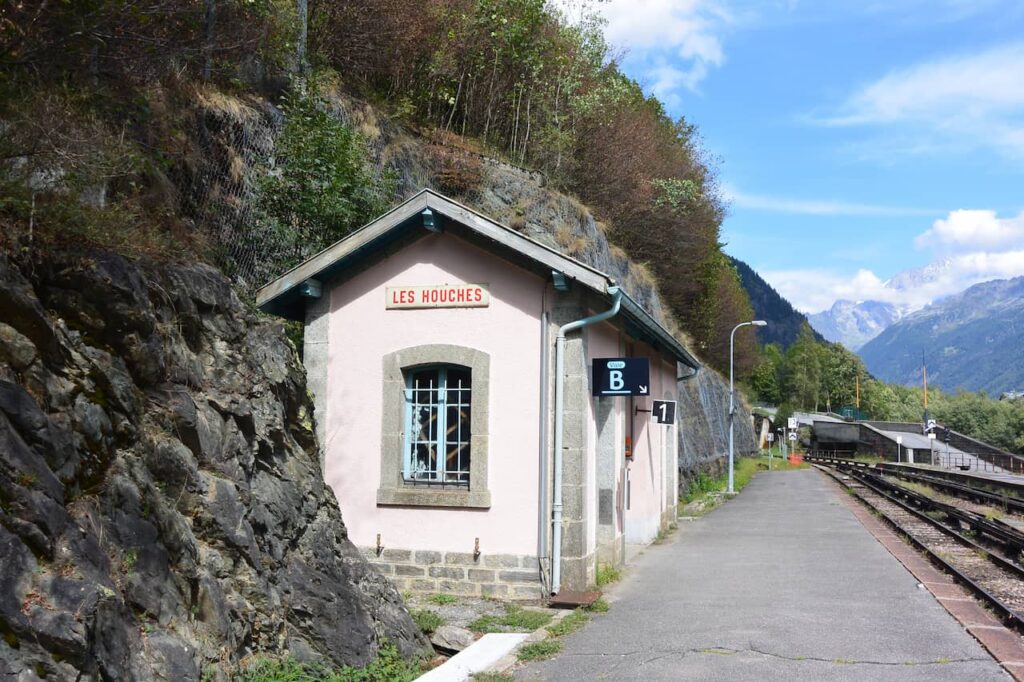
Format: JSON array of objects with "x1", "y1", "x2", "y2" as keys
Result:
[
  {"x1": 402, "y1": 364, "x2": 473, "y2": 485},
  {"x1": 378, "y1": 345, "x2": 490, "y2": 508}
]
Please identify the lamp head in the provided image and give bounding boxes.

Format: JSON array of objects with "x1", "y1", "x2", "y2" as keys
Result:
[{"x1": 752, "y1": 320, "x2": 768, "y2": 327}]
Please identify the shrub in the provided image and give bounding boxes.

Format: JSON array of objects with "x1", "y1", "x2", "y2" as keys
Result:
[
  {"x1": 409, "y1": 609, "x2": 444, "y2": 635},
  {"x1": 236, "y1": 643, "x2": 419, "y2": 682}
]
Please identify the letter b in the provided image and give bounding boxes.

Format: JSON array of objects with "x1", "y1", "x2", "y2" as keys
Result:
[{"x1": 609, "y1": 370, "x2": 624, "y2": 391}]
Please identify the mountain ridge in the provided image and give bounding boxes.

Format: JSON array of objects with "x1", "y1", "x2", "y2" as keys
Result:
[{"x1": 859, "y1": 275, "x2": 1024, "y2": 395}]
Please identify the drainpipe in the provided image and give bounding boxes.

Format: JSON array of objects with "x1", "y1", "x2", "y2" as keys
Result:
[
  {"x1": 551, "y1": 284, "x2": 622, "y2": 595},
  {"x1": 537, "y1": 308, "x2": 550, "y2": 593}
]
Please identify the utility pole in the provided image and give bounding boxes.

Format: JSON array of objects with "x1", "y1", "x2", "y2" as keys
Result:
[{"x1": 728, "y1": 320, "x2": 767, "y2": 493}]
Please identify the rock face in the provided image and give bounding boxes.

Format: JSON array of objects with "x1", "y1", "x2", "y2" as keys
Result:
[{"x1": 0, "y1": 250, "x2": 428, "y2": 680}]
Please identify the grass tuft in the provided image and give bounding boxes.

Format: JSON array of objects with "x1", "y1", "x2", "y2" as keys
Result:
[
  {"x1": 517, "y1": 640, "x2": 562, "y2": 662},
  {"x1": 584, "y1": 598, "x2": 609, "y2": 613},
  {"x1": 426, "y1": 593, "x2": 458, "y2": 606},
  {"x1": 596, "y1": 564, "x2": 621, "y2": 587},
  {"x1": 410, "y1": 609, "x2": 444, "y2": 635},
  {"x1": 546, "y1": 609, "x2": 589, "y2": 637},
  {"x1": 468, "y1": 605, "x2": 552, "y2": 633}
]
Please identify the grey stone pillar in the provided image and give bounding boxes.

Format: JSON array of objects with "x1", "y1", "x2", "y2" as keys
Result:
[{"x1": 551, "y1": 292, "x2": 594, "y2": 592}]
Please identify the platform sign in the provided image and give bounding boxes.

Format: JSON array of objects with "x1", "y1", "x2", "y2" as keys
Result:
[
  {"x1": 787, "y1": 417, "x2": 798, "y2": 430},
  {"x1": 652, "y1": 400, "x2": 676, "y2": 425},
  {"x1": 766, "y1": 433, "x2": 775, "y2": 443},
  {"x1": 896, "y1": 436, "x2": 903, "y2": 445},
  {"x1": 788, "y1": 432, "x2": 797, "y2": 442},
  {"x1": 592, "y1": 358, "x2": 650, "y2": 397}
]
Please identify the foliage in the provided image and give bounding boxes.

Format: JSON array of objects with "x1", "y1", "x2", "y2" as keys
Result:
[
  {"x1": 426, "y1": 593, "x2": 458, "y2": 606},
  {"x1": 516, "y1": 640, "x2": 562, "y2": 662},
  {"x1": 1, "y1": 0, "x2": 299, "y2": 86},
  {"x1": 409, "y1": 609, "x2": 444, "y2": 635},
  {"x1": 585, "y1": 598, "x2": 609, "y2": 613},
  {"x1": 255, "y1": 82, "x2": 395, "y2": 272},
  {"x1": 308, "y1": 0, "x2": 753, "y2": 374},
  {"x1": 236, "y1": 643, "x2": 420, "y2": 682},
  {"x1": 730, "y1": 256, "x2": 824, "y2": 350}
]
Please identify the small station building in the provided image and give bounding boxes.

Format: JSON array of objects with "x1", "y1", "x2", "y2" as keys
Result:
[{"x1": 257, "y1": 190, "x2": 701, "y2": 599}]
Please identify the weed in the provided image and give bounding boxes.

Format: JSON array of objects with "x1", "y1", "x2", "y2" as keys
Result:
[
  {"x1": 585, "y1": 598, "x2": 609, "y2": 613},
  {"x1": 15, "y1": 471, "x2": 37, "y2": 488},
  {"x1": 122, "y1": 550, "x2": 137, "y2": 574},
  {"x1": 936, "y1": 657, "x2": 951, "y2": 665},
  {"x1": 701, "y1": 648, "x2": 735, "y2": 656},
  {"x1": 237, "y1": 642, "x2": 420, "y2": 681},
  {"x1": 546, "y1": 609, "x2": 588, "y2": 637},
  {"x1": 427, "y1": 593, "x2": 458, "y2": 606},
  {"x1": 517, "y1": 640, "x2": 562, "y2": 662},
  {"x1": 410, "y1": 609, "x2": 444, "y2": 635},
  {"x1": 471, "y1": 674, "x2": 515, "y2": 682},
  {"x1": 468, "y1": 605, "x2": 552, "y2": 633},
  {"x1": 596, "y1": 564, "x2": 621, "y2": 587}
]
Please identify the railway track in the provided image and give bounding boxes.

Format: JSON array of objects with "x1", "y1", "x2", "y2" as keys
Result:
[
  {"x1": 817, "y1": 462, "x2": 1024, "y2": 631},
  {"x1": 881, "y1": 466, "x2": 1024, "y2": 515}
]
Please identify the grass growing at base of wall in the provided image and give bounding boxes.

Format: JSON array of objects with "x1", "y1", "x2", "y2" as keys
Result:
[
  {"x1": 681, "y1": 455, "x2": 807, "y2": 510},
  {"x1": 236, "y1": 643, "x2": 420, "y2": 682},
  {"x1": 596, "y1": 564, "x2": 621, "y2": 587},
  {"x1": 468, "y1": 605, "x2": 552, "y2": 634}
]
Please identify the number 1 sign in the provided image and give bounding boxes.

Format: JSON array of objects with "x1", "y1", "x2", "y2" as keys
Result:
[{"x1": 652, "y1": 400, "x2": 676, "y2": 425}]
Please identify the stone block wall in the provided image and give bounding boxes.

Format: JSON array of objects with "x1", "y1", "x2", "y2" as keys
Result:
[{"x1": 359, "y1": 548, "x2": 546, "y2": 601}]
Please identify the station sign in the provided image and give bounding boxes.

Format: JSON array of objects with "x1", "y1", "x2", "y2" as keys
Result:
[
  {"x1": 386, "y1": 284, "x2": 489, "y2": 309},
  {"x1": 652, "y1": 400, "x2": 676, "y2": 425},
  {"x1": 592, "y1": 358, "x2": 650, "y2": 397}
]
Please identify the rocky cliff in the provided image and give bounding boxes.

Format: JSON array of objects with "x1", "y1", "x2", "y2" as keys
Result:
[{"x1": 0, "y1": 250, "x2": 428, "y2": 680}]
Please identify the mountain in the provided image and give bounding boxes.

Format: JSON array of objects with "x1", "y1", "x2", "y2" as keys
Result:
[
  {"x1": 730, "y1": 257, "x2": 822, "y2": 349},
  {"x1": 808, "y1": 299, "x2": 907, "y2": 350},
  {"x1": 859, "y1": 276, "x2": 1024, "y2": 395}
]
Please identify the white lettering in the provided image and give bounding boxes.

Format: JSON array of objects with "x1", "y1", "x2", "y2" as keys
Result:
[{"x1": 609, "y1": 370, "x2": 625, "y2": 391}]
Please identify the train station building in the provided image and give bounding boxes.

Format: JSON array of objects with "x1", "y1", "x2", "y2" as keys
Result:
[{"x1": 257, "y1": 189, "x2": 701, "y2": 599}]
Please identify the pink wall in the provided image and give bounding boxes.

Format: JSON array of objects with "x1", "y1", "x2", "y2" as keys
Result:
[{"x1": 325, "y1": 233, "x2": 545, "y2": 556}]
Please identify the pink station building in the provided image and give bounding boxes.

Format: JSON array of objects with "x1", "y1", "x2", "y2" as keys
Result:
[{"x1": 258, "y1": 190, "x2": 702, "y2": 600}]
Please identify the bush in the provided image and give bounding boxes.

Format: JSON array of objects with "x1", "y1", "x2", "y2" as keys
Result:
[
  {"x1": 255, "y1": 81, "x2": 395, "y2": 274},
  {"x1": 410, "y1": 609, "x2": 444, "y2": 635}
]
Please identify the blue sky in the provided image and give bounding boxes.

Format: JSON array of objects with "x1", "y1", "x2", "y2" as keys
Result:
[{"x1": 574, "y1": 0, "x2": 1024, "y2": 312}]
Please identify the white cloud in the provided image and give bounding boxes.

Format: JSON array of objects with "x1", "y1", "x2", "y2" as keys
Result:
[
  {"x1": 916, "y1": 209, "x2": 1024, "y2": 251},
  {"x1": 819, "y1": 43, "x2": 1024, "y2": 157},
  {"x1": 723, "y1": 185, "x2": 938, "y2": 217},
  {"x1": 556, "y1": 0, "x2": 732, "y2": 96}
]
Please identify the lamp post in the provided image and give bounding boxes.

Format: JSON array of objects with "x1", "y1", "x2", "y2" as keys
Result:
[{"x1": 729, "y1": 320, "x2": 768, "y2": 493}]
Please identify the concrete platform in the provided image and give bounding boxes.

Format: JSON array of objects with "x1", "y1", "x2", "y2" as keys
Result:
[{"x1": 515, "y1": 468, "x2": 1010, "y2": 681}]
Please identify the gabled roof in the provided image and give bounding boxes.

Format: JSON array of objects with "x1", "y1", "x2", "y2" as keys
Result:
[{"x1": 256, "y1": 189, "x2": 700, "y2": 371}]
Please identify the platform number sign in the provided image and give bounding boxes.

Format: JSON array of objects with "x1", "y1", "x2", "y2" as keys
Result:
[
  {"x1": 766, "y1": 433, "x2": 774, "y2": 443},
  {"x1": 652, "y1": 400, "x2": 676, "y2": 425},
  {"x1": 592, "y1": 358, "x2": 650, "y2": 397}
]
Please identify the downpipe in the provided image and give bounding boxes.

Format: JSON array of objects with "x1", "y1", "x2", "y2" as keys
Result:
[{"x1": 551, "y1": 284, "x2": 622, "y2": 595}]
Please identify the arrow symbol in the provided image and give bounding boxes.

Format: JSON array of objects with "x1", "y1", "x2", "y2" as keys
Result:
[{"x1": 639, "y1": 385, "x2": 648, "y2": 394}]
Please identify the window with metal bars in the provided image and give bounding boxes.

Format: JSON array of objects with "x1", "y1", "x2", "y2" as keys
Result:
[{"x1": 404, "y1": 365, "x2": 472, "y2": 485}]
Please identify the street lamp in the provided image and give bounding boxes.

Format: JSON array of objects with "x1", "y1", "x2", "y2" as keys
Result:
[{"x1": 729, "y1": 320, "x2": 767, "y2": 493}]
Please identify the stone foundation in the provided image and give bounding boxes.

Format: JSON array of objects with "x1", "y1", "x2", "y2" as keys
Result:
[{"x1": 359, "y1": 548, "x2": 546, "y2": 601}]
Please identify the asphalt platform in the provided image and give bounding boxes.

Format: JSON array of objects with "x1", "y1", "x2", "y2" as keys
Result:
[{"x1": 515, "y1": 468, "x2": 1010, "y2": 681}]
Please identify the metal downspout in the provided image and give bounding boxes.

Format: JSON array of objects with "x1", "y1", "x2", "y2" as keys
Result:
[
  {"x1": 551, "y1": 284, "x2": 622, "y2": 595},
  {"x1": 537, "y1": 308, "x2": 550, "y2": 592}
]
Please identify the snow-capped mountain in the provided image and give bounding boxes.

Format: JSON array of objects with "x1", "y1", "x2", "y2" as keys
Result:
[
  {"x1": 808, "y1": 257, "x2": 986, "y2": 349},
  {"x1": 807, "y1": 299, "x2": 908, "y2": 350}
]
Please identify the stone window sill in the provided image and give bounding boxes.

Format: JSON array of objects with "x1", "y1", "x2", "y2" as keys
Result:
[{"x1": 376, "y1": 487, "x2": 491, "y2": 509}]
